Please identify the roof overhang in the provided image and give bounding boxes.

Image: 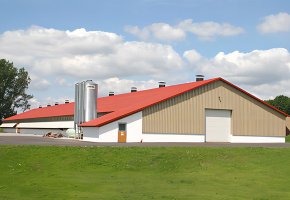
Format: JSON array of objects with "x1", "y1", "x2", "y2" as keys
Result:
[{"x1": 0, "y1": 123, "x2": 17, "y2": 128}]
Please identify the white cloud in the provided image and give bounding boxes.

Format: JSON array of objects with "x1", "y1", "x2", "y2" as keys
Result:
[
  {"x1": 149, "y1": 23, "x2": 186, "y2": 41},
  {"x1": 44, "y1": 96, "x2": 74, "y2": 105},
  {"x1": 0, "y1": 26, "x2": 185, "y2": 109},
  {"x1": 178, "y1": 19, "x2": 244, "y2": 40},
  {"x1": 0, "y1": 26, "x2": 184, "y2": 80},
  {"x1": 98, "y1": 77, "x2": 157, "y2": 96},
  {"x1": 29, "y1": 74, "x2": 51, "y2": 90},
  {"x1": 194, "y1": 48, "x2": 290, "y2": 99},
  {"x1": 183, "y1": 49, "x2": 202, "y2": 64},
  {"x1": 56, "y1": 78, "x2": 73, "y2": 87},
  {"x1": 124, "y1": 26, "x2": 150, "y2": 40},
  {"x1": 257, "y1": 12, "x2": 290, "y2": 33},
  {"x1": 125, "y1": 19, "x2": 244, "y2": 41},
  {"x1": 1, "y1": 26, "x2": 289, "y2": 109},
  {"x1": 125, "y1": 23, "x2": 186, "y2": 41}
]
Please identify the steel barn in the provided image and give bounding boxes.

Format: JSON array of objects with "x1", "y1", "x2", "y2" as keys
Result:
[{"x1": 1, "y1": 77, "x2": 289, "y2": 143}]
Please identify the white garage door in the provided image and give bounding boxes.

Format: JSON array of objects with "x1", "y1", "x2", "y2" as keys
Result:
[{"x1": 205, "y1": 109, "x2": 231, "y2": 142}]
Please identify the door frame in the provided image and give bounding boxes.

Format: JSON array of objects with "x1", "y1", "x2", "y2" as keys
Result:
[
  {"x1": 118, "y1": 123, "x2": 127, "y2": 143},
  {"x1": 204, "y1": 108, "x2": 232, "y2": 142}
]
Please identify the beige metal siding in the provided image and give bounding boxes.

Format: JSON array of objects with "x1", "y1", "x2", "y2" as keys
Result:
[{"x1": 142, "y1": 81, "x2": 286, "y2": 136}]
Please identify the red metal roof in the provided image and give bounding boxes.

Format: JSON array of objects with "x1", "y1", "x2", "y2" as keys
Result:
[
  {"x1": 4, "y1": 78, "x2": 288, "y2": 126},
  {"x1": 81, "y1": 77, "x2": 288, "y2": 127},
  {"x1": 4, "y1": 103, "x2": 74, "y2": 121}
]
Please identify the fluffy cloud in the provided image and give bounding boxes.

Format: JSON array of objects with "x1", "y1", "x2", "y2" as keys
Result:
[
  {"x1": 125, "y1": 23, "x2": 186, "y2": 41},
  {"x1": 0, "y1": 26, "x2": 184, "y2": 80},
  {"x1": 125, "y1": 19, "x2": 244, "y2": 41},
  {"x1": 1, "y1": 26, "x2": 289, "y2": 109},
  {"x1": 178, "y1": 19, "x2": 244, "y2": 40},
  {"x1": 0, "y1": 26, "x2": 185, "y2": 108},
  {"x1": 29, "y1": 74, "x2": 51, "y2": 90},
  {"x1": 194, "y1": 48, "x2": 290, "y2": 99},
  {"x1": 257, "y1": 12, "x2": 290, "y2": 33},
  {"x1": 98, "y1": 77, "x2": 157, "y2": 95},
  {"x1": 183, "y1": 49, "x2": 203, "y2": 64}
]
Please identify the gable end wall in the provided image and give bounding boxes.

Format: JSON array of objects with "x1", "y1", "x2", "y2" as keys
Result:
[{"x1": 142, "y1": 81, "x2": 285, "y2": 136}]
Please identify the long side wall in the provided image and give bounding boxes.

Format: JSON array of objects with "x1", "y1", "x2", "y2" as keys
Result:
[
  {"x1": 20, "y1": 128, "x2": 66, "y2": 135},
  {"x1": 143, "y1": 81, "x2": 286, "y2": 136}
]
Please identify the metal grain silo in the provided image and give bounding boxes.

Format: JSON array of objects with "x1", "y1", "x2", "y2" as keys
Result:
[
  {"x1": 74, "y1": 80, "x2": 98, "y2": 138},
  {"x1": 84, "y1": 80, "x2": 98, "y2": 122}
]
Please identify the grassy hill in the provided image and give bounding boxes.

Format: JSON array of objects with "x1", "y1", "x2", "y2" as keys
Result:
[{"x1": 0, "y1": 146, "x2": 290, "y2": 199}]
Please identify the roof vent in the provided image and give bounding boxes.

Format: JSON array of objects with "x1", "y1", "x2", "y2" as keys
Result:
[
  {"x1": 39, "y1": 105, "x2": 42, "y2": 108},
  {"x1": 55, "y1": 102, "x2": 59, "y2": 106},
  {"x1": 47, "y1": 104, "x2": 51, "y2": 107},
  {"x1": 158, "y1": 81, "x2": 166, "y2": 88},
  {"x1": 109, "y1": 91, "x2": 114, "y2": 96},
  {"x1": 196, "y1": 75, "x2": 204, "y2": 82},
  {"x1": 65, "y1": 99, "x2": 69, "y2": 104},
  {"x1": 131, "y1": 87, "x2": 137, "y2": 93}
]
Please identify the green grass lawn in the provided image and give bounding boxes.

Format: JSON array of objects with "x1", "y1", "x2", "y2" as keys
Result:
[{"x1": 0, "y1": 146, "x2": 290, "y2": 200}]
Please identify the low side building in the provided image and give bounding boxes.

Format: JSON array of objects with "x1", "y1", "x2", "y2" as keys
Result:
[
  {"x1": 0, "y1": 123, "x2": 18, "y2": 133},
  {"x1": 1, "y1": 106, "x2": 74, "y2": 135}
]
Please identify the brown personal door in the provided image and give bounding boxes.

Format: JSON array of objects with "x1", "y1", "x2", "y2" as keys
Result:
[{"x1": 118, "y1": 123, "x2": 127, "y2": 143}]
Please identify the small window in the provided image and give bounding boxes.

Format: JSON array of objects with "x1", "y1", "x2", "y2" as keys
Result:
[{"x1": 118, "y1": 123, "x2": 126, "y2": 131}]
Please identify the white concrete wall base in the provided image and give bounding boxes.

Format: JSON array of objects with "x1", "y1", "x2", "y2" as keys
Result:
[
  {"x1": 142, "y1": 133, "x2": 205, "y2": 143},
  {"x1": 230, "y1": 135, "x2": 285, "y2": 143},
  {"x1": 82, "y1": 137, "x2": 100, "y2": 142}
]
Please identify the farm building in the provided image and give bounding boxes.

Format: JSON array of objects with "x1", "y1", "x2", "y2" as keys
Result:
[{"x1": 1, "y1": 77, "x2": 288, "y2": 143}]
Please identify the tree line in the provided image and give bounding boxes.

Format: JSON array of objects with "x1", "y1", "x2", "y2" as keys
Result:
[
  {"x1": 0, "y1": 59, "x2": 32, "y2": 122},
  {"x1": 265, "y1": 95, "x2": 290, "y2": 115}
]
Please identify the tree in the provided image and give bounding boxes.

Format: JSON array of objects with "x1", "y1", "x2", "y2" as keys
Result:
[
  {"x1": 286, "y1": 101, "x2": 290, "y2": 115},
  {"x1": 265, "y1": 95, "x2": 290, "y2": 115},
  {"x1": 0, "y1": 59, "x2": 33, "y2": 120}
]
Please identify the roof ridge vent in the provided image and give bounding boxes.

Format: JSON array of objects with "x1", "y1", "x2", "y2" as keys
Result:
[
  {"x1": 131, "y1": 87, "x2": 137, "y2": 93},
  {"x1": 196, "y1": 75, "x2": 204, "y2": 82},
  {"x1": 158, "y1": 81, "x2": 166, "y2": 88}
]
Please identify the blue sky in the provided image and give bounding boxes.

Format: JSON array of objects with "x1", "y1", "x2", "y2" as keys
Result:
[{"x1": 0, "y1": 0, "x2": 290, "y2": 109}]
